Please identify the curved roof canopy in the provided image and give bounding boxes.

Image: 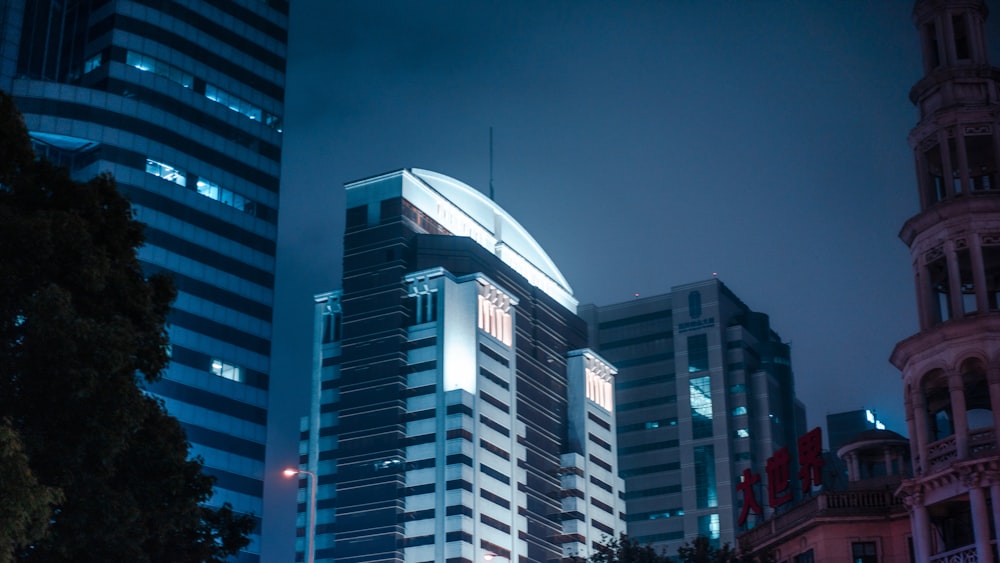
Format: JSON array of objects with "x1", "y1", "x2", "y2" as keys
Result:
[{"x1": 407, "y1": 169, "x2": 576, "y2": 310}]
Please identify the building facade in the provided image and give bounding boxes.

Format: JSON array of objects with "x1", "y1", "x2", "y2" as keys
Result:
[
  {"x1": 294, "y1": 169, "x2": 625, "y2": 562},
  {"x1": 579, "y1": 280, "x2": 806, "y2": 556},
  {"x1": 891, "y1": 0, "x2": 1000, "y2": 561},
  {"x1": 0, "y1": 2, "x2": 288, "y2": 559},
  {"x1": 738, "y1": 430, "x2": 912, "y2": 563}
]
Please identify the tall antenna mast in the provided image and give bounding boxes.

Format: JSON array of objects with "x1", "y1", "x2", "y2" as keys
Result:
[{"x1": 489, "y1": 126, "x2": 495, "y2": 201}]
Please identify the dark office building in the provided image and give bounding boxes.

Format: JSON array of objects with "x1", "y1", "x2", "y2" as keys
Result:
[
  {"x1": 580, "y1": 279, "x2": 807, "y2": 555},
  {"x1": 0, "y1": 2, "x2": 288, "y2": 559},
  {"x1": 292, "y1": 169, "x2": 625, "y2": 562},
  {"x1": 827, "y1": 409, "x2": 887, "y2": 454}
]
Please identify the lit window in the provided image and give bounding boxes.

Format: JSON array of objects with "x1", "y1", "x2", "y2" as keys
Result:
[
  {"x1": 732, "y1": 406, "x2": 747, "y2": 416},
  {"x1": 195, "y1": 178, "x2": 258, "y2": 216},
  {"x1": 146, "y1": 158, "x2": 186, "y2": 187},
  {"x1": 83, "y1": 53, "x2": 102, "y2": 74},
  {"x1": 690, "y1": 376, "x2": 713, "y2": 439},
  {"x1": 205, "y1": 83, "x2": 282, "y2": 131},
  {"x1": 197, "y1": 178, "x2": 220, "y2": 199},
  {"x1": 126, "y1": 50, "x2": 192, "y2": 88},
  {"x1": 736, "y1": 428, "x2": 750, "y2": 438},
  {"x1": 210, "y1": 359, "x2": 242, "y2": 382}
]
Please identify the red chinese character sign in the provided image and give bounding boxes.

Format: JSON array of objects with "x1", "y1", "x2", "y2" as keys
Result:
[
  {"x1": 736, "y1": 468, "x2": 762, "y2": 526},
  {"x1": 765, "y1": 446, "x2": 793, "y2": 508},
  {"x1": 734, "y1": 427, "x2": 824, "y2": 527},
  {"x1": 798, "y1": 427, "x2": 824, "y2": 492}
]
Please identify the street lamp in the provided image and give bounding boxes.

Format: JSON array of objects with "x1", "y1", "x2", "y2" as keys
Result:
[{"x1": 283, "y1": 468, "x2": 317, "y2": 563}]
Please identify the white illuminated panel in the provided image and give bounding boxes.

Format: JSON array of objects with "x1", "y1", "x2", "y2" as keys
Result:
[
  {"x1": 582, "y1": 352, "x2": 616, "y2": 412},
  {"x1": 478, "y1": 282, "x2": 513, "y2": 346}
]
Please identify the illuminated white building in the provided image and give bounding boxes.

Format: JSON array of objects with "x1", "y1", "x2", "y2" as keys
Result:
[{"x1": 294, "y1": 169, "x2": 625, "y2": 562}]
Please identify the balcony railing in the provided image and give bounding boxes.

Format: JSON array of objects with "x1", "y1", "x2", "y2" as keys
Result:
[
  {"x1": 929, "y1": 543, "x2": 978, "y2": 563},
  {"x1": 925, "y1": 428, "x2": 997, "y2": 473},
  {"x1": 739, "y1": 489, "x2": 905, "y2": 547}
]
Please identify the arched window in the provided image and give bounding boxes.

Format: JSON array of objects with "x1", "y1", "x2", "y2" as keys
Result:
[
  {"x1": 923, "y1": 369, "x2": 953, "y2": 441},
  {"x1": 961, "y1": 358, "x2": 992, "y2": 430}
]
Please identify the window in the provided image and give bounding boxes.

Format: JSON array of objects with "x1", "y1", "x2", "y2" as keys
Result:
[
  {"x1": 196, "y1": 178, "x2": 258, "y2": 216},
  {"x1": 730, "y1": 383, "x2": 747, "y2": 393},
  {"x1": 146, "y1": 159, "x2": 186, "y2": 187},
  {"x1": 688, "y1": 334, "x2": 708, "y2": 372},
  {"x1": 127, "y1": 50, "x2": 193, "y2": 88},
  {"x1": 205, "y1": 84, "x2": 283, "y2": 132},
  {"x1": 794, "y1": 550, "x2": 815, "y2": 563},
  {"x1": 732, "y1": 406, "x2": 747, "y2": 416},
  {"x1": 210, "y1": 359, "x2": 242, "y2": 382},
  {"x1": 735, "y1": 428, "x2": 750, "y2": 438},
  {"x1": 852, "y1": 542, "x2": 877, "y2": 563},
  {"x1": 694, "y1": 445, "x2": 717, "y2": 508},
  {"x1": 690, "y1": 376, "x2": 713, "y2": 439},
  {"x1": 83, "y1": 53, "x2": 102, "y2": 74},
  {"x1": 697, "y1": 513, "x2": 720, "y2": 542},
  {"x1": 321, "y1": 302, "x2": 342, "y2": 344}
]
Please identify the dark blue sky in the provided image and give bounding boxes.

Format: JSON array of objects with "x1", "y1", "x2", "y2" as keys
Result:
[{"x1": 261, "y1": 1, "x2": 1000, "y2": 558}]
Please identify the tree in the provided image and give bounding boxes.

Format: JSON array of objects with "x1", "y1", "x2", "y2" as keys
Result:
[
  {"x1": 582, "y1": 534, "x2": 673, "y2": 563},
  {"x1": 0, "y1": 90, "x2": 254, "y2": 561},
  {"x1": 0, "y1": 419, "x2": 62, "y2": 563},
  {"x1": 675, "y1": 536, "x2": 737, "y2": 563}
]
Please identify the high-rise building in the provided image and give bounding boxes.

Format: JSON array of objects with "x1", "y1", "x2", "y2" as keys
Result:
[
  {"x1": 579, "y1": 280, "x2": 806, "y2": 555},
  {"x1": 827, "y1": 408, "x2": 887, "y2": 455},
  {"x1": 891, "y1": 0, "x2": 1000, "y2": 561},
  {"x1": 295, "y1": 169, "x2": 625, "y2": 562},
  {"x1": 0, "y1": 2, "x2": 288, "y2": 560}
]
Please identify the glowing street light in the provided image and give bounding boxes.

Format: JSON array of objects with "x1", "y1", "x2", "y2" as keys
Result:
[{"x1": 284, "y1": 468, "x2": 317, "y2": 563}]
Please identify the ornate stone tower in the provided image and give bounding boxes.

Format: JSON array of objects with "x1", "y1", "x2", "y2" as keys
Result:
[{"x1": 892, "y1": 1, "x2": 1000, "y2": 561}]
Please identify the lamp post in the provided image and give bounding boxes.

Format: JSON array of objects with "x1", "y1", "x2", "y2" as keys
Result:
[{"x1": 283, "y1": 468, "x2": 317, "y2": 563}]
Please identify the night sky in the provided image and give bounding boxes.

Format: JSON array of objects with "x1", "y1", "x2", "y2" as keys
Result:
[{"x1": 261, "y1": 1, "x2": 1000, "y2": 559}]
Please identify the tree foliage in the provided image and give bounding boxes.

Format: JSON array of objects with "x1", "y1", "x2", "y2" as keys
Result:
[
  {"x1": 0, "y1": 419, "x2": 62, "y2": 563},
  {"x1": 584, "y1": 534, "x2": 755, "y2": 563},
  {"x1": 0, "y1": 90, "x2": 254, "y2": 561},
  {"x1": 580, "y1": 534, "x2": 673, "y2": 563},
  {"x1": 675, "y1": 536, "x2": 737, "y2": 563}
]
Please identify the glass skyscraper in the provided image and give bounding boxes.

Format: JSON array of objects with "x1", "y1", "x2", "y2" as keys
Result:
[{"x1": 0, "y1": 2, "x2": 287, "y2": 560}]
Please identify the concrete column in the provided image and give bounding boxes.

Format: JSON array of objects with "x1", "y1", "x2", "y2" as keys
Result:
[
  {"x1": 942, "y1": 11, "x2": 958, "y2": 66},
  {"x1": 884, "y1": 448, "x2": 894, "y2": 476},
  {"x1": 970, "y1": 485, "x2": 992, "y2": 561},
  {"x1": 955, "y1": 131, "x2": 971, "y2": 195},
  {"x1": 945, "y1": 240, "x2": 964, "y2": 319},
  {"x1": 912, "y1": 501, "x2": 932, "y2": 562},
  {"x1": 914, "y1": 263, "x2": 933, "y2": 330},
  {"x1": 938, "y1": 130, "x2": 957, "y2": 199},
  {"x1": 971, "y1": 233, "x2": 989, "y2": 313},
  {"x1": 991, "y1": 480, "x2": 1000, "y2": 549},
  {"x1": 848, "y1": 453, "x2": 861, "y2": 482},
  {"x1": 989, "y1": 366, "x2": 1000, "y2": 449},
  {"x1": 914, "y1": 388, "x2": 931, "y2": 475},
  {"x1": 949, "y1": 369, "x2": 969, "y2": 459}
]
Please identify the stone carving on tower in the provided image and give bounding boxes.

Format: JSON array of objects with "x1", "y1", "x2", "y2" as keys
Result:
[{"x1": 891, "y1": 1, "x2": 1000, "y2": 561}]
